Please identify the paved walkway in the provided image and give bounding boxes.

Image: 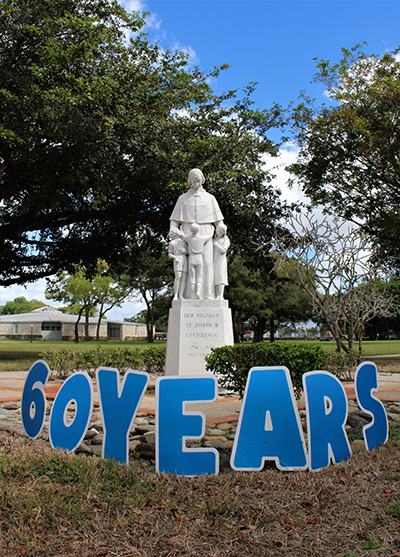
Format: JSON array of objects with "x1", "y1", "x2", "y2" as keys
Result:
[{"x1": 1, "y1": 370, "x2": 399, "y2": 425}]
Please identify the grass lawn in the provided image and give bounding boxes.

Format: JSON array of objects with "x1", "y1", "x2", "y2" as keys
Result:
[
  {"x1": 315, "y1": 338, "x2": 400, "y2": 357},
  {"x1": 1, "y1": 338, "x2": 400, "y2": 373},
  {"x1": 0, "y1": 339, "x2": 166, "y2": 372},
  {"x1": 0, "y1": 425, "x2": 399, "y2": 556}
]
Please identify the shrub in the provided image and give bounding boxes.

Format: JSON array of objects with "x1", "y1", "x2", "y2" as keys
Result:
[
  {"x1": 40, "y1": 345, "x2": 166, "y2": 379},
  {"x1": 205, "y1": 342, "x2": 327, "y2": 399},
  {"x1": 39, "y1": 349, "x2": 77, "y2": 380},
  {"x1": 141, "y1": 345, "x2": 166, "y2": 375},
  {"x1": 323, "y1": 350, "x2": 358, "y2": 381}
]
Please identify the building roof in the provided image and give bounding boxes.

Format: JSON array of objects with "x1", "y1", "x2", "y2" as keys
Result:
[{"x1": 0, "y1": 308, "x2": 140, "y2": 326}]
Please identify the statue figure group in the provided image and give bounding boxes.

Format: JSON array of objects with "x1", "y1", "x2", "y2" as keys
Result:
[{"x1": 169, "y1": 169, "x2": 230, "y2": 301}]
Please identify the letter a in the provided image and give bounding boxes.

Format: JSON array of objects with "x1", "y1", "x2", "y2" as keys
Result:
[{"x1": 231, "y1": 367, "x2": 307, "y2": 471}]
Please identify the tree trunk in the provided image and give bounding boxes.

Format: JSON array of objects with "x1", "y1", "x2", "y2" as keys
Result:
[
  {"x1": 96, "y1": 304, "x2": 103, "y2": 341},
  {"x1": 253, "y1": 316, "x2": 266, "y2": 343},
  {"x1": 269, "y1": 316, "x2": 275, "y2": 343},
  {"x1": 357, "y1": 324, "x2": 365, "y2": 364},
  {"x1": 232, "y1": 309, "x2": 241, "y2": 344},
  {"x1": 146, "y1": 311, "x2": 154, "y2": 343},
  {"x1": 146, "y1": 303, "x2": 154, "y2": 343},
  {"x1": 85, "y1": 307, "x2": 89, "y2": 342},
  {"x1": 347, "y1": 319, "x2": 354, "y2": 351},
  {"x1": 74, "y1": 308, "x2": 84, "y2": 344}
]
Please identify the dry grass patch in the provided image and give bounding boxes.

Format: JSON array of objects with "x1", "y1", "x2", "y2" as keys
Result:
[{"x1": 0, "y1": 427, "x2": 399, "y2": 556}]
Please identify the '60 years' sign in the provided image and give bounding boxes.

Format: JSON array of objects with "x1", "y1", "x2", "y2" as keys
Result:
[{"x1": 22, "y1": 360, "x2": 388, "y2": 476}]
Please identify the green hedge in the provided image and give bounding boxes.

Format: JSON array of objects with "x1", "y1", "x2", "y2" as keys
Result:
[
  {"x1": 205, "y1": 342, "x2": 327, "y2": 399},
  {"x1": 40, "y1": 345, "x2": 166, "y2": 380}
]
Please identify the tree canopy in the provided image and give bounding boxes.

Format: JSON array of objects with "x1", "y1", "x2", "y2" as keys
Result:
[
  {"x1": 288, "y1": 45, "x2": 400, "y2": 267},
  {"x1": 127, "y1": 250, "x2": 173, "y2": 343},
  {"x1": 45, "y1": 260, "x2": 131, "y2": 342},
  {"x1": 0, "y1": 296, "x2": 45, "y2": 315},
  {"x1": 274, "y1": 212, "x2": 397, "y2": 354},
  {"x1": 227, "y1": 255, "x2": 313, "y2": 343},
  {"x1": 0, "y1": 0, "x2": 286, "y2": 286}
]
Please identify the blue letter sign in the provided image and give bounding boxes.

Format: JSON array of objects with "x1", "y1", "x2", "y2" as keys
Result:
[
  {"x1": 156, "y1": 375, "x2": 218, "y2": 476},
  {"x1": 21, "y1": 360, "x2": 50, "y2": 439},
  {"x1": 49, "y1": 372, "x2": 93, "y2": 452},
  {"x1": 231, "y1": 367, "x2": 307, "y2": 471},
  {"x1": 303, "y1": 371, "x2": 352, "y2": 471},
  {"x1": 97, "y1": 368, "x2": 149, "y2": 464},
  {"x1": 354, "y1": 361, "x2": 388, "y2": 451},
  {"x1": 20, "y1": 359, "x2": 390, "y2": 476}
]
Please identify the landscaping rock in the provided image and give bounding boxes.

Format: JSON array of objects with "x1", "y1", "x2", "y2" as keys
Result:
[
  {"x1": 351, "y1": 439, "x2": 366, "y2": 452},
  {"x1": 203, "y1": 439, "x2": 227, "y2": 450},
  {"x1": 75, "y1": 443, "x2": 93, "y2": 455},
  {"x1": 386, "y1": 412, "x2": 400, "y2": 423},
  {"x1": 143, "y1": 432, "x2": 156, "y2": 444},
  {"x1": 134, "y1": 417, "x2": 149, "y2": 426},
  {"x1": 205, "y1": 428, "x2": 226, "y2": 436},
  {"x1": 129, "y1": 440, "x2": 141, "y2": 453},
  {"x1": 91, "y1": 434, "x2": 104, "y2": 445},
  {"x1": 347, "y1": 413, "x2": 369, "y2": 428},
  {"x1": 84, "y1": 428, "x2": 99, "y2": 440},
  {"x1": 347, "y1": 427, "x2": 364, "y2": 439},
  {"x1": 3, "y1": 403, "x2": 19, "y2": 410},
  {"x1": 134, "y1": 424, "x2": 155, "y2": 435},
  {"x1": 217, "y1": 423, "x2": 232, "y2": 431},
  {"x1": 135, "y1": 442, "x2": 155, "y2": 460}
]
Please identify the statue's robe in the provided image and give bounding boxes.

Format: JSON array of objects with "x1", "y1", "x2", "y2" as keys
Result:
[{"x1": 170, "y1": 187, "x2": 224, "y2": 299}]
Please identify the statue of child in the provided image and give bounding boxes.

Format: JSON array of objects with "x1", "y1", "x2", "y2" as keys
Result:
[
  {"x1": 213, "y1": 223, "x2": 230, "y2": 299},
  {"x1": 181, "y1": 223, "x2": 214, "y2": 299},
  {"x1": 168, "y1": 228, "x2": 188, "y2": 300}
]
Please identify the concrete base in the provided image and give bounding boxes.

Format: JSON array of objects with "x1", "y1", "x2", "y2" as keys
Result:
[{"x1": 165, "y1": 299, "x2": 234, "y2": 376}]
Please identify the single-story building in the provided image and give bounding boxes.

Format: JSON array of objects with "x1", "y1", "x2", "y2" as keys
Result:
[{"x1": 0, "y1": 307, "x2": 148, "y2": 341}]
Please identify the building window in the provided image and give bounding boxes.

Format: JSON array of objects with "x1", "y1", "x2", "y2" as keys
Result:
[
  {"x1": 108, "y1": 326, "x2": 121, "y2": 340},
  {"x1": 14, "y1": 325, "x2": 18, "y2": 334}
]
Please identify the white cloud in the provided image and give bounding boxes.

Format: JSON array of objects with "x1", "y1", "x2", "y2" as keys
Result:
[
  {"x1": 122, "y1": 0, "x2": 146, "y2": 11},
  {"x1": 263, "y1": 142, "x2": 308, "y2": 205},
  {"x1": 171, "y1": 42, "x2": 198, "y2": 64},
  {"x1": 0, "y1": 279, "x2": 50, "y2": 307},
  {"x1": 119, "y1": 0, "x2": 162, "y2": 30},
  {"x1": 0, "y1": 279, "x2": 145, "y2": 321}
]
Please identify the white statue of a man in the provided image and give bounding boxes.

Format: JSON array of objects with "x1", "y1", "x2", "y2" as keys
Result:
[{"x1": 169, "y1": 168, "x2": 225, "y2": 299}]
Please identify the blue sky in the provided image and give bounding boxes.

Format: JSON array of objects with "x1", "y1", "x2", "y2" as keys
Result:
[
  {"x1": 124, "y1": 0, "x2": 400, "y2": 114},
  {"x1": 1, "y1": 0, "x2": 399, "y2": 318}
]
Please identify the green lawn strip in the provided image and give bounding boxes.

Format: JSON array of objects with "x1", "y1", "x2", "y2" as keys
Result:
[
  {"x1": 1, "y1": 338, "x2": 400, "y2": 374},
  {"x1": 294, "y1": 339, "x2": 400, "y2": 357}
]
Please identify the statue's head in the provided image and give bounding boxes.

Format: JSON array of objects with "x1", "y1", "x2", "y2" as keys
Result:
[
  {"x1": 216, "y1": 223, "x2": 227, "y2": 237},
  {"x1": 188, "y1": 168, "x2": 205, "y2": 189},
  {"x1": 190, "y1": 223, "x2": 200, "y2": 235},
  {"x1": 169, "y1": 227, "x2": 180, "y2": 240}
]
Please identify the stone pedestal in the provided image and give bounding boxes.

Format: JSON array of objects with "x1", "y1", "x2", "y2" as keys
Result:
[{"x1": 165, "y1": 299, "x2": 234, "y2": 376}]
